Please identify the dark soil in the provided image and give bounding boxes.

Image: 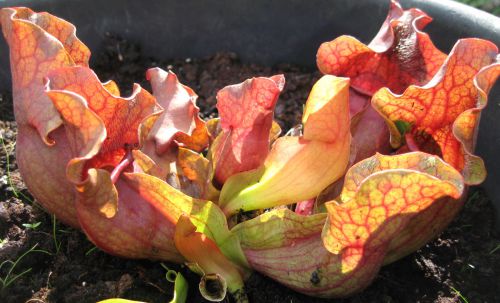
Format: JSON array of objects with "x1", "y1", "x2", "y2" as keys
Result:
[{"x1": 1, "y1": 34, "x2": 499, "y2": 303}]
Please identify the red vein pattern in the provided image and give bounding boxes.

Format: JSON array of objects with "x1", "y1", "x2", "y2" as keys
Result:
[
  {"x1": 372, "y1": 38, "x2": 500, "y2": 184},
  {"x1": 316, "y1": 0, "x2": 446, "y2": 96},
  {"x1": 0, "y1": 7, "x2": 90, "y2": 227},
  {"x1": 233, "y1": 152, "x2": 463, "y2": 297},
  {"x1": 47, "y1": 66, "x2": 157, "y2": 169}
]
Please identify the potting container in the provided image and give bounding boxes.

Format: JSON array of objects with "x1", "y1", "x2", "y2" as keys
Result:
[{"x1": 1, "y1": 1, "x2": 500, "y2": 302}]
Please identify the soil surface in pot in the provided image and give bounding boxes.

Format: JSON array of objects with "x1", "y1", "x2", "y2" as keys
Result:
[{"x1": 1, "y1": 34, "x2": 499, "y2": 303}]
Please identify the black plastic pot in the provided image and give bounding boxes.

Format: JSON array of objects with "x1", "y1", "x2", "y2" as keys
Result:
[{"x1": 0, "y1": 0, "x2": 499, "y2": 228}]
